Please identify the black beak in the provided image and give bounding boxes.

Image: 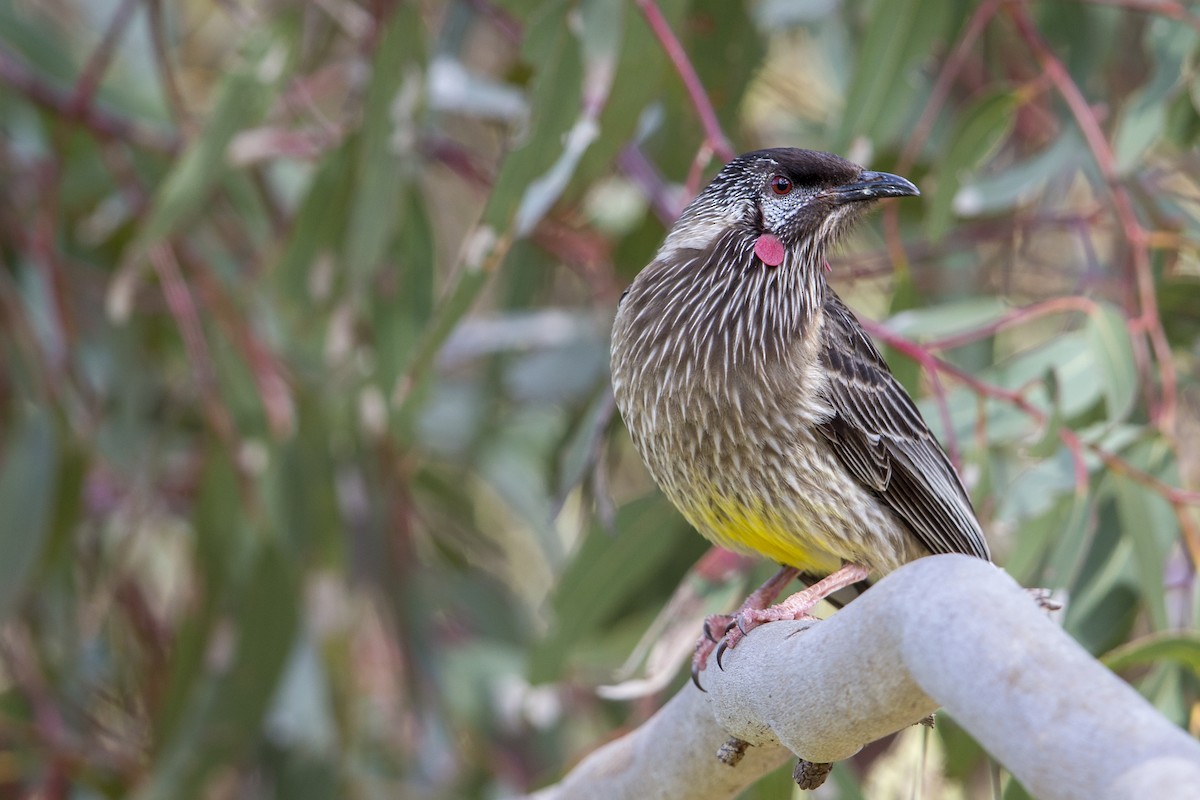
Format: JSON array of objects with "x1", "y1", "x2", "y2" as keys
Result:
[{"x1": 828, "y1": 170, "x2": 919, "y2": 204}]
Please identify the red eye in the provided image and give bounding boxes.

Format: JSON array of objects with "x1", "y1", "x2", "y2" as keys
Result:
[{"x1": 770, "y1": 175, "x2": 792, "y2": 195}]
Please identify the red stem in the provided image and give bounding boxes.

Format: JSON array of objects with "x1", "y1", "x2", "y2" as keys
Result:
[
  {"x1": 635, "y1": 0, "x2": 734, "y2": 162},
  {"x1": 921, "y1": 296, "x2": 1104, "y2": 351},
  {"x1": 0, "y1": 46, "x2": 180, "y2": 154},
  {"x1": 1063, "y1": 0, "x2": 1200, "y2": 35},
  {"x1": 864, "y1": 317, "x2": 1200, "y2": 565},
  {"x1": 1006, "y1": 3, "x2": 1177, "y2": 435},
  {"x1": 147, "y1": 243, "x2": 237, "y2": 446},
  {"x1": 883, "y1": 0, "x2": 1003, "y2": 265},
  {"x1": 70, "y1": 0, "x2": 139, "y2": 113},
  {"x1": 897, "y1": 0, "x2": 1003, "y2": 174}
]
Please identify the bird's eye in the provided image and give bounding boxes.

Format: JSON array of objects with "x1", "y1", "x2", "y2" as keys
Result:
[{"x1": 769, "y1": 175, "x2": 793, "y2": 196}]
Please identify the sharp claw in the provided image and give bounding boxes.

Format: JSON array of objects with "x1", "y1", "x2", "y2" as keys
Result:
[
  {"x1": 736, "y1": 614, "x2": 750, "y2": 636},
  {"x1": 716, "y1": 640, "x2": 728, "y2": 670},
  {"x1": 703, "y1": 620, "x2": 719, "y2": 643},
  {"x1": 723, "y1": 618, "x2": 738, "y2": 634},
  {"x1": 691, "y1": 662, "x2": 707, "y2": 692}
]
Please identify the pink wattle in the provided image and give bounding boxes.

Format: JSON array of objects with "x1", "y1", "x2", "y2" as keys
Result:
[{"x1": 754, "y1": 233, "x2": 785, "y2": 267}]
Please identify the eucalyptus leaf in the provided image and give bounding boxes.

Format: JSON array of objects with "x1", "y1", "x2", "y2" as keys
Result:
[
  {"x1": 1113, "y1": 18, "x2": 1196, "y2": 173},
  {"x1": 0, "y1": 409, "x2": 57, "y2": 620},
  {"x1": 835, "y1": 0, "x2": 955, "y2": 149},
  {"x1": 1083, "y1": 303, "x2": 1137, "y2": 423},
  {"x1": 1103, "y1": 631, "x2": 1200, "y2": 678},
  {"x1": 927, "y1": 91, "x2": 1018, "y2": 240},
  {"x1": 136, "y1": 34, "x2": 279, "y2": 246},
  {"x1": 529, "y1": 495, "x2": 696, "y2": 683},
  {"x1": 887, "y1": 296, "x2": 1010, "y2": 339}
]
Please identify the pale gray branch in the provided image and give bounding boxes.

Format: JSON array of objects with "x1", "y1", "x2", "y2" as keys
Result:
[{"x1": 529, "y1": 555, "x2": 1200, "y2": 800}]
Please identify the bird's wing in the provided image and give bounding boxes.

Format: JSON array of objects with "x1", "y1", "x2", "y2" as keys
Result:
[{"x1": 816, "y1": 292, "x2": 990, "y2": 560}]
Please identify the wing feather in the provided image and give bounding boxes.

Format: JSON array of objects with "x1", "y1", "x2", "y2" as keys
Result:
[{"x1": 817, "y1": 292, "x2": 990, "y2": 560}]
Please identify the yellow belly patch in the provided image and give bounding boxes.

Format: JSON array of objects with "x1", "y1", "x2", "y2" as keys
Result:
[{"x1": 687, "y1": 496, "x2": 843, "y2": 573}]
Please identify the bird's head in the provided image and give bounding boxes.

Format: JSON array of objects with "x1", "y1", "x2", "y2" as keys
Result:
[
  {"x1": 662, "y1": 148, "x2": 919, "y2": 269},
  {"x1": 615, "y1": 148, "x2": 918, "y2": 382}
]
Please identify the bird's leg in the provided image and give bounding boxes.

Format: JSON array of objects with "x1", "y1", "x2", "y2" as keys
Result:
[
  {"x1": 691, "y1": 565, "x2": 799, "y2": 689},
  {"x1": 717, "y1": 562, "x2": 870, "y2": 666}
]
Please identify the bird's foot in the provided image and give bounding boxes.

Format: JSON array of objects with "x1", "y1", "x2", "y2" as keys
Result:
[
  {"x1": 691, "y1": 564, "x2": 871, "y2": 685},
  {"x1": 692, "y1": 609, "x2": 783, "y2": 686},
  {"x1": 714, "y1": 563, "x2": 870, "y2": 668},
  {"x1": 690, "y1": 566, "x2": 801, "y2": 690},
  {"x1": 714, "y1": 602, "x2": 819, "y2": 668},
  {"x1": 691, "y1": 614, "x2": 736, "y2": 690}
]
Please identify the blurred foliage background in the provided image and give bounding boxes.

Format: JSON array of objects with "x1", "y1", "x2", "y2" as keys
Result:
[{"x1": 2, "y1": 0, "x2": 1200, "y2": 797}]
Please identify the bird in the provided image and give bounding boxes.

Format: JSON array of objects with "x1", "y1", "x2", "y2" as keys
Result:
[{"x1": 609, "y1": 148, "x2": 991, "y2": 683}]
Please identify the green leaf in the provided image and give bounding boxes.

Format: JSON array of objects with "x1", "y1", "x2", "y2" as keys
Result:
[
  {"x1": 1102, "y1": 631, "x2": 1200, "y2": 678},
  {"x1": 342, "y1": 7, "x2": 423, "y2": 280},
  {"x1": 1158, "y1": 277, "x2": 1200, "y2": 345},
  {"x1": 1109, "y1": 445, "x2": 1179, "y2": 632},
  {"x1": 987, "y1": 332, "x2": 1102, "y2": 420},
  {"x1": 1113, "y1": 17, "x2": 1196, "y2": 173},
  {"x1": 138, "y1": 543, "x2": 299, "y2": 800},
  {"x1": 482, "y1": 0, "x2": 581, "y2": 236},
  {"x1": 1067, "y1": 550, "x2": 1139, "y2": 655},
  {"x1": 881, "y1": 269, "x2": 923, "y2": 396},
  {"x1": 371, "y1": 187, "x2": 437, "y2": 395},
  {"x1": 555, "y1": 389, "x2": 615, "y2": 506},
  {"x1": 927, "y1": 91, "x2": 1018, "y2": 240},
  {"x1": 393, "y1": 0, "x2": 589, "y2": 423},
  {"x1": 273, "y1": 142, "x2": 356, "y2": 308},
  {"x1": 999, "y1": 449, "x2": 1086, "y2": 576},
  {"x1": 688, "y1": 0, "x2": 762, "y2": 133},
  {"x1": 1035, "y1": 1, "x2": 1121, "y2": 84},
  {"x1": 1083, "y1": 303, "x2": 1137, "y2": 422},
  {"x1": 954, "y1": 132, "x2": 1081, "y2": 217},
  {"x1": 136, "y1": 35, "x2": 279, "y2": 245},
  {"x1": 1031, "y1": 480, "x2": 1093, "y2": 589},
  {"x1": 576, "y1": 0, "x2": 678, "y2": 184},
  {"x1": 0, "y1": 408, "x2": 57, "y2": 620},
  {"x1": 887, "y1": 296, "x2": 1010, "y2": 340},
  {"x1": 510, "y1": 0, "x2": 624, "y2": 234},
  {"x1": 529, "y1": 495, "x2": 696, "y2": 682},
  {"x1": 264, "y1": 403, "x2": 340, "y2": 560},
  {"x1": 1139, "y1": 661, "x2": 1190, "y2": 727},
  {"x1": 1025, "y1": 368, "x2": 1065, "y2": 459},
  {"x1": 393, "y1": 267, "x2": 492, "y2": 424},
  {"x1": 155, "y1": 451, "x2": 252, "y2": 748},
  {"x1": 835, "y1": 0, "x2": 955, "y2": 149}
]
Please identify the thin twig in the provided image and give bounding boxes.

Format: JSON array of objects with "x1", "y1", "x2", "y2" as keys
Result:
[
  {"x1": 897, "y1": 0, "x2": 1003, "y2": 174},
  {"x1": 70, "y1": 0, "x2": 140, "y2": 113},
  {"x1": 176, "y1": 243, "x2": 296, "y2": 440},
  {"x1": 1006, "y1": 2, "x2": 1178, "y2": 435},
  {"x1": 867, "y1": 317, "x2": 1086, "y2": 495},
  {"x1": 921, "y1": 296, "x2": 1104, "y2": 351},
  {"x1": 634, "y1": 0, "x2": 734, "y2": 162},
  {"x1": 0, "y1": 46, "x2": 180, "y2": 154},
  {"x1": 147, "y1": 243, "x2": 237, "y2": 445},
  {"x1": 884, "y1": 0, "x2": 1002, "y2": 272},
  {"x1": 865, "y1": 318, "x2": 1200, "y2": 564},
  {"x1": 1061, "y1": 0, "x2": 1200, "y2": 35},
  {"x1": 617, "y1": 143, "x2": 682, "y2": 225},
  {"x1": 145, "y1": 0, "x2": 190, "y2": 123}
]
